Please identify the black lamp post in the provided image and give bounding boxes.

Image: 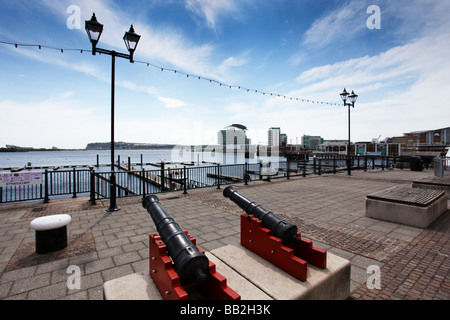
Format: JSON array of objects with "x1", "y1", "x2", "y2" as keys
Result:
[
  {"x1": 85, "y1": 13, "x2": 141, "y2": 212},
  {"x1": 340, "y1": 88, "x2": 358, "y2": 175}
]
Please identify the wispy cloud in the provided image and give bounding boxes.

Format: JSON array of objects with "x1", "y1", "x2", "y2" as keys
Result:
[
  {"x1": 0, "y1": 93, "x2": 106, "y2": 149},
  {"x1": 269, "y1": 30, "x2": 450, "y2": 140},
  {"x1": 184, "y1": 0, "x2": 239, "y2": 30},
  {"x1": 158, "y1": 96, "x2": 188, "y2": 109},
  {"x1": 302, "y1": 1, "x2": 366, "y2": 48},
  {"x1": 40, "y1": 0, "x2": 233, "y2": 81}
]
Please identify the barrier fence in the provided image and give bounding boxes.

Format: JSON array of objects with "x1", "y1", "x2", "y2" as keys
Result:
[{"x1": 0, "y1": 155, "x2": 443, "y2": 203}]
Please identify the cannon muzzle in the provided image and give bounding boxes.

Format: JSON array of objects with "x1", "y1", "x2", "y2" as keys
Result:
[
  {"x1": 223, "y1": 186, "x2": 300, "y2": 246},
  {"x1": 143, "y1": 195, "x2": 209, "y2": 285}
]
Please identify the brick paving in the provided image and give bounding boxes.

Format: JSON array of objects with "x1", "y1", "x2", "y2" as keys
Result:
[{"x1": 0, "y1": 168, "x2": 448, "y2": 300}]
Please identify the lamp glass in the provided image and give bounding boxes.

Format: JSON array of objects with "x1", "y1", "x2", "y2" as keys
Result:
[
  {"x1": 348, "y1": 91, "x2": 358, "y2": 103},
  {"x1": 340, "y1": 88, "x2": 349, "y2": 102},
  {"x1": 123, "y1": 25, "x2": 141, "y2": 52},
  {"x1": 85, "y1": 13, "x2": 103, "y2": 44}
]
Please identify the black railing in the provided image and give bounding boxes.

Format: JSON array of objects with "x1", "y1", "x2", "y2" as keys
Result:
[{"x1": 0, "y1": 155, "x2": 429, "y2": 203}]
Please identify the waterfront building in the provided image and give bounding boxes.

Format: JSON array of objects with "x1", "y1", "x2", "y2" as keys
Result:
[
  {"x1": 217, "y1": 124, "x2": 251, "y2": 153},
  {"x1": 268, "y1": 127, "x2": 280, "y2": 148},
  {"x1": 280, "y1": 133, "x2": 287, "y2": 147},
  {"x1": 301, "y1": 135, "x2": 324, "y2": 150}
]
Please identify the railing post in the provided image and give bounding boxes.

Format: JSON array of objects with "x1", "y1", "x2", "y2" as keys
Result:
[
  {"x1": 259, "y1": 160, "x2": 262, "y2": 180},
  {"x1": 216, "y1": 164, "x2": 221, "y2": 189},
  {"x1": 313, "y1": 157, "x2": 317, "y2": 174},
  {"x1": 72, "y1": 168, "x2": 77, "y2": 198},
  {"x1": 318, "y1": 158, "x2": 322, "y2": 175},
  {"x1": 287, "y1": 161, "x2": 290, "y2": 180},
  {"x1": 160, "y1": 161, "x2": 165, "y2": 192},
  {"x1": 44, "y1": 169, "x2": 49, "y2": 203},
  {"x1": 244, "y1": 163, "x2": 249, "y2": 185},
  {"x1": 303, "y1": 160, "x2": 306, "y2": 177},
  {"x1": 90, "y1": 170, "x2": 96, "y2": 204},
  {"x1": 142, "y1": 168, "x2": 146, "y2": 199},
  {"x1": 183, "y1": 166, "x2": 188, "y2": 194}
]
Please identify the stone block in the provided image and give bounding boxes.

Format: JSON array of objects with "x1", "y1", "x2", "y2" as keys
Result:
[
  {"x1": 103, "y1": 245, "x2": 351, "y2": 300},
  {"x1": 210, "y1": 245, "x2": 350, "y2": 300},
  {"x1": 366, "y1": 186, "x2": 447, "y2": 228}
]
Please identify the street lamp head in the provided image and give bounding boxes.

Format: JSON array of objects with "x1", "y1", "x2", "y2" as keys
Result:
[
  {"x1": 85, "y1": 13, "x2": 104, "y2": 55},
  {"x1": 340, "y1": 88, "x2": 349, "y2": 103},
  {"x1": 348, "y1": 90, "x2": 358, "y2": 105},
  {"x1": 123, "y1": 25, "x2": 141, "y2": 63}
]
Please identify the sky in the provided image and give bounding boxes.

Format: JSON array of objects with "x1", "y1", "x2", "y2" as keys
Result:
[{"x1": 0, "y1": 0, "x2": 449, "y2": 149}]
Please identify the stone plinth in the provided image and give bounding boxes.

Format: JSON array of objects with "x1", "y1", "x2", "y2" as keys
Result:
[
  {"x1": 366, "y1": 186, "x2": 447, "y2": 228},
  {"x1": 103, "y1": 245, "x2": 350, "y2": 300}
]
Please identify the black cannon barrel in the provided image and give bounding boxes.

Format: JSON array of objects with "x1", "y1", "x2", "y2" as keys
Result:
[
  {"x1": 143, "y1": 195, "x2": 209, "y2": 285},
  {"x1": 223, "y1": 186, "x2": 300, "y2": 246}
]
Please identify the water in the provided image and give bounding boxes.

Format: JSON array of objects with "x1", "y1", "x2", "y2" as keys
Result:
[{"x1": 0, "y1": 149, "x2": 286, "y2": 172}]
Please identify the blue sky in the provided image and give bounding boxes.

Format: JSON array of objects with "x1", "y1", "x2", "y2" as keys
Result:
[{"x1": 1, "y1": 0, "x2": 449, "y2": 149}]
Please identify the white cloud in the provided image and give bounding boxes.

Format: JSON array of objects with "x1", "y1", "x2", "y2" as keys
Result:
[
  {"x1": 302, "y1": 1, "x2": 366, "y2": 48},
  {"x1": 184, "y1": 0, "x2": 238, "y2": 30},
  {"x1": 158, "y1": 96, "x2": 188, "y2": 109},
  {"x1": 0, "y1": 93, "x2": 107, "y2": 149},
  {"x1": 120, "y1": 80, "x2": 158, "y2": 96},
  {"x1": 40, "y1": 0, "x2": 229, "y2": 81},
  {"x1": 260, "y1": 29, "x2": 450, "y2": 142}
]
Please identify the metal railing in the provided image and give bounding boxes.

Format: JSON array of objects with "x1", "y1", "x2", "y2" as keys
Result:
[{"x1": 0, "y1": 155, "x2": 427, "y2": 204}]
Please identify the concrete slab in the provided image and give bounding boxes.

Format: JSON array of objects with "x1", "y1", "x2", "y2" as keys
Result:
[
  {"x1": 103, "y1": 271, "x2": 162, "y2": 300},
  {"x1": 103, "y1": 252, "x2": 270, "y2": 300},
  {"x1": 205, "y1": 252, "x2": 271, "y2": 300},
  {"x1": 366, "y1": 186, "x2": 447, "y2": 228},
  {"x1": 210, "y1": 245, "x2": 351, "y2": 300}
]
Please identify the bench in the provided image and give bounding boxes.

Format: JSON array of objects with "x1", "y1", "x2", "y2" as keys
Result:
[
  {"x1": 30, "y1": 214, "x2": 72, "y2": 254},
  {"x1": 366, "y1": 186, "x2": 447, "y2": 228}
]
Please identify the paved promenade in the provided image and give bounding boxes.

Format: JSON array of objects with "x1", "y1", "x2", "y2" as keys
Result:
[{"x1": 0, "y1": 169, "x2": 448, "y2": 300}]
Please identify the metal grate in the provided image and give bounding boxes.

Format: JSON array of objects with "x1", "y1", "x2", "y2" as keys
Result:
[{"x1": 367, "y1": 186, "x2": 446, "y2": 207}]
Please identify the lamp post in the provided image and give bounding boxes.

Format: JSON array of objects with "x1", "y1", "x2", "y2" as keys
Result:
[
  {"x1": 339, "y1": 88, "x2": 358, "y2": 175},
  {"x1": 85, "y1": 13, "x2": 141, "y2": 212}
]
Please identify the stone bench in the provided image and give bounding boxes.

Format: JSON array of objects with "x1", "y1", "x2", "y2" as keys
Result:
[
  {"x1": 30, "y1": 214, "x2": 71, "y2": 254},
  {"x1": 366, "y1": 186, "x2": 447, "y2": 228}
]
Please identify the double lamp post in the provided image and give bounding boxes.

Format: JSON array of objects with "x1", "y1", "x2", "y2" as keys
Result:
[
  {"x1": 340, "y1": 88, "x2": 358, "y2": 175},
  {"x1": 85, "y1": 13, "x2": 141, "y2": 212}
]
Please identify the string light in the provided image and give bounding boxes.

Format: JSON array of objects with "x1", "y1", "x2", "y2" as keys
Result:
[{"x1": 0, "y1": 40, "x2": 343, "y2": 106}]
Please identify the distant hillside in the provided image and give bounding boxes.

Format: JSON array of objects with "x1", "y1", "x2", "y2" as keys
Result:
[{"x1": 85, "y1": 142, "x2": 177, "y2": 150}]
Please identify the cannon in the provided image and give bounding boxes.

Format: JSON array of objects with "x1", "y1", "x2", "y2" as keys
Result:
[
  {"x1": 223, "y1": 186, "x2": 300, "y2": 246},
  {"x1": 143, "y1": 195, "x2": 209, "y2": 286},
  {"x1": 223, "y1": 186, "x2": 327, "y2": 281}
]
